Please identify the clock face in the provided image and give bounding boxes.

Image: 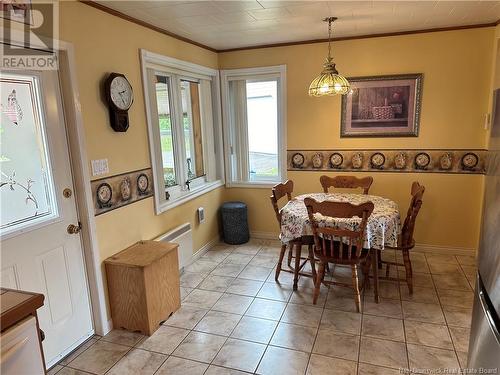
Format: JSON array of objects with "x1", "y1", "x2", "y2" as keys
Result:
[{"x1": 110, "y1": 75, "x2": 133, "y2": 110}]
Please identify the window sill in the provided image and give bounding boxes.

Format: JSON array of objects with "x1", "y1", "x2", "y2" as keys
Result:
[
  {"x1": 226, "y1": 181, "x2": 280, "y2": 189},
  {"x1": 156, "y1": 180, "x2": 224, "y2": 214}
]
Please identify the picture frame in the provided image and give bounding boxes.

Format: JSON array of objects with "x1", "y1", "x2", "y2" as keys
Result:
[{"x1": 340, "y1": 73, "x2": 423, "y2": 137}]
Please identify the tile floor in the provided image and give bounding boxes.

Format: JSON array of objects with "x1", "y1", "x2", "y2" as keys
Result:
[{"x1": 49, "y1": 241, "x2": 476, "y2": 375}]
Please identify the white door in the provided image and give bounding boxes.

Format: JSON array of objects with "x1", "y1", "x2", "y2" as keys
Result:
[{"x1": 0, "y1": 69, "x2": 94, "y2": 367}]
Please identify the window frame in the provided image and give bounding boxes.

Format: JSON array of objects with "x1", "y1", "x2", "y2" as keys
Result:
[
  {"x1": 220, "y1": 65, "x2": 287, "y2": 188},
  {"x1": 141, "y1": 49, "x2": 224, "y2": 214}
]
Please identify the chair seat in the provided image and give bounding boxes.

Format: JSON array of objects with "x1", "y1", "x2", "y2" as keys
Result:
[{"x1": 314, "y1": 239, "x2": 370, "y2": 264}]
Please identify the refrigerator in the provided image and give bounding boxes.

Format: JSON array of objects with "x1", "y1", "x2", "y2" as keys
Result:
[{"x1": 468, "y1": 88, "x2": 500, "y2": 370}]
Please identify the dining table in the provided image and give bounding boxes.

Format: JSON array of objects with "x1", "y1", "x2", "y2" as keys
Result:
[{"x1": 279, "y1": 192, "x2": 401, "y2": 302}]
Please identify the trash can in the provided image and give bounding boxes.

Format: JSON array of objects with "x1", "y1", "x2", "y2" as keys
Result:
[{"x1": 221, "y1": 201, "x2": 250, "y2": 245}]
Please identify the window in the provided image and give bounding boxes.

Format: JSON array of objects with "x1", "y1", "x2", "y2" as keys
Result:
[
  {"x1": 221, "y1": 66, "x2": 286, "y2": 187},
  {"x1": 141, "y1": 50, "x2": 223, "y2": 213},
  {"x1": 0, "y1": 72, "x2": 59, "y2": 236}
]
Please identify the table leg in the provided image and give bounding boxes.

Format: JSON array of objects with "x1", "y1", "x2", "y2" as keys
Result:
[
  {"x1": 293, "y1": 241, "x2": 302, "y2": 291},
  {"x1": 372, "y1": 248, "x2": 380, "y2": 303}
]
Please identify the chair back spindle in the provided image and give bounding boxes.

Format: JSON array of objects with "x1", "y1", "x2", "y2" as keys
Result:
[
  {"x1": 304, "y1": 198, "x2": 374, "y2": 261},
  {"x1": 320, "y1": 175, "x2": 374, "y2": 195}
]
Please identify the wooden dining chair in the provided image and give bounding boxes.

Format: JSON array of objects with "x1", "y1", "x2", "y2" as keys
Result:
[
  {"x1": 379, "y1": 181, "x2": 425, "y2": 294},
  {"x1": 270, "y1": 181, "x2": 316, "y2": 290},
  {"x1": 304, "y1": 197, "x2": 374, "y2": 312},
  {"x1": 320, "y1": 175, "x2": 374, "y2": 195}
]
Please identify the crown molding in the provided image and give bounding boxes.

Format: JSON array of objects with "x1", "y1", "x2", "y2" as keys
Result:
[
  {"x1": 219, "y1": 22, "x2": 498, "y2": 53},
  {"x1": 79, "y1": 1, "x2": 497, "y2": 54},
  {"x1": 79, "y1": 1, "x2": 217, "y2": 53}
]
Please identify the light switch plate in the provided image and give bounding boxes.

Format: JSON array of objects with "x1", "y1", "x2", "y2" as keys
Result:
[{"x1": 91, "y1": 159, "x2": 109, "y2": 176}]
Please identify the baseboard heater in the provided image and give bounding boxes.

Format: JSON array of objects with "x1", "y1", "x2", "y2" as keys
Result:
[{"x1": 154, "y1": 223, "x2": 192, "y2": 272}]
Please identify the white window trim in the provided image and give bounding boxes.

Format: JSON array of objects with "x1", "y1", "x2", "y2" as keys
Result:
[
  {"x1": 221, "y1": 65, "x2": 287, "y2": 189},
  {"x1": 140, "y1": 49, "x2": 225, "y2": 214}
]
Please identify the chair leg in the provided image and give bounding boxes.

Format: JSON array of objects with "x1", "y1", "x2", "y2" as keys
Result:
[
  {"x1": 385, "y1": 263, "x2": 391, "y2": 278},
  {"x1": 287, "y1": 246, "x2": 293, "y2": 268},
  {"x1": 313, "y1": 261, "x2": 325, "y2": 305},
  {"x1": 372, "y1": 249, "x2": 380, "y2": 303},
  {"x1": 293, "y1": 243, "x2": 302, "y2": 291},
  {"x1": 308, "y1": 244, "x2": 316, "y2": 281},
  {"x1": 275, "y1": 244, "x2": 287, "y2": 282},
  {"x1": 351, "y1": 264, "x2": 362, "y2": 313},
  {"x1": 377, "y1": 250, "x2": 382, "y2": 269},
  {"x1": 402, "y1": 249, "x2": 413, "y2": 295},
  {"x1": 362, "y1": 254, "x2": 372, "y2": 290}
]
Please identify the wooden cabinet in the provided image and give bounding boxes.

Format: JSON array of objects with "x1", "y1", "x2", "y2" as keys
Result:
[
  {"x1": 104, "y1": 240, "x2": 181, "y2": 335},
  {"x1": 1, "y1": 288, "x2": 46, "y2": 374}
]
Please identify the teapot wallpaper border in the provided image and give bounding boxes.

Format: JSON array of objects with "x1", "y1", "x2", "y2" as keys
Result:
[
  {"x1": 287, "y1": 149, "x2": 487, "y2": 175},
  {"x1": 91, "y1": 168, "x2": 153, "y2": 216}
]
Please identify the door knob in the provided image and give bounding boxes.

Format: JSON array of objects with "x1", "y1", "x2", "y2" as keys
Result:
[{"x1": 67, "y1": 223, "x2": 81, "y2": 234}]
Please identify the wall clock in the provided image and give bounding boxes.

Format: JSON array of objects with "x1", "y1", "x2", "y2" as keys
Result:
[
  {"x1": 104, "y1": 73, "x2": 134, "y2": 132},
  {"x1": 96, "y1": 182, "x2": 112, "y2": 208}
]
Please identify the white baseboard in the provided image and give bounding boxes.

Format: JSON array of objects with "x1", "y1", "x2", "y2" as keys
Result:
[
  {"x1": 191, "y1": 235, "x2": 221, "y2": 263},
  {"x1": 250, "y1": 231, "x2": 476, "y2": 256},
  {"x1": 103, "y1": 319, "x2": 113, "y2": 336},
  {"x1": 413, "y1": 243, "x2": 476, "y2": 256},
  {"x1": 179, "y1": 235, "x2": 221, "y2": 274},
  {"x1": 250, "y1": 230, "x2": 279, "y2": 240}
]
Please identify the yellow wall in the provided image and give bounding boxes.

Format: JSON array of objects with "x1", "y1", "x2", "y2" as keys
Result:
[
  {"x1": 220, "y1": 28, "x2": 495, "y2": 250},
  {"x1": 59, "y1": 2, "x2": 223, "y2": 261}
]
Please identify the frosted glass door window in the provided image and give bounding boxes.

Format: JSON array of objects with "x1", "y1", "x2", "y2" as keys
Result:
[{"x1": 0, "y1": 73, "x2": 58, "y2": 235}]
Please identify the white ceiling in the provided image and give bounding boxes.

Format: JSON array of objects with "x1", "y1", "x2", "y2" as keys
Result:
[{"x1": 96, "y1": 1, "x2": 500, "y2": 50}]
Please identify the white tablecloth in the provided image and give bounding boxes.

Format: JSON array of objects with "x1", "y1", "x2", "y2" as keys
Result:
[{"x1": 280, "y1": 193, "x2": 401, "y2": 250}]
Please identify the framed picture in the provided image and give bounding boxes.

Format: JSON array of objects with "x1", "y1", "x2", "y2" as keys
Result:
[{"x1": 341, "y1": 73, "x2": 423, "y2": 137}]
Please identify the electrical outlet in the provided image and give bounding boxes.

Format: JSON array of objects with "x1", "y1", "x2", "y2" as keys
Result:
[
  {"x1": 91, "y1": 159, "x2": 109, "y2": 176},
  {"x1": 197, "y1": 207, "x2": 205, "y2": 224}
]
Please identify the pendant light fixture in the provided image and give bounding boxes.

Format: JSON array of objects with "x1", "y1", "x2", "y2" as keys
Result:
[{"x1": 308, "y1": 17, "x2": 350, "y2": 97}]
